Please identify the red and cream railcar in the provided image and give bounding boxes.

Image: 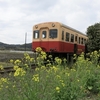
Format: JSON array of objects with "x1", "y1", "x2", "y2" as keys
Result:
[{"x1": 32, "y1": 22, "x2": 88, "y2": 55}]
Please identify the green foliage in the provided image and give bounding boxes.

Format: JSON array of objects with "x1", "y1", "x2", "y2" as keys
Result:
[{"x1": 86, "y1": 23, "x2": 100, "y2": 52}]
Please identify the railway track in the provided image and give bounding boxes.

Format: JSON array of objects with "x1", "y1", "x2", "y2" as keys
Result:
[
  {"x1": 0, "y1": 64, "x2": 37, "y2": 74},
  {"x1": 0, "y1": 66, "x2": 15, "y2": 74}
]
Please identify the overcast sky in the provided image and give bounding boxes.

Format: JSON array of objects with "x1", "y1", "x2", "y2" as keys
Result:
[{"x1": 0, "y1": 0, "x2": 100, "y2": 44}]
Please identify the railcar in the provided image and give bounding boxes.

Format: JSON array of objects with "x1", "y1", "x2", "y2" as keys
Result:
[{"x1": 32, "y1": 22, "x2": 88, "y2": 58}]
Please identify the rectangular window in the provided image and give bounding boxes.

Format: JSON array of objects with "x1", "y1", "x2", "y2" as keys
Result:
[
  {"x1": 79, "y1": 37, "x2": 80, "y2": 44},
  {"x1": 81, "y1": 38, "x2": 83, "y2": 44},
  {"x1": 62, "y1": 31, "x2": 64, "y2": 40},
  {"x1": 75, "y1": 36, "x2": 77, "y2": 42},
  {"x1": 66, "y1": 32, "x2": 70, "y2": 41},
  {"x1": 33, "y1": 30, "x2": 39, "y2": 39},
  {"x1": 42, "y1": 31, "x2": 46, "y2": 38},
  {"x1": 49, "y1": 29, "x2": 57, "y2": 38},
  {"x1": 84, "y1": 39, "x2": 86, "y2": 44},
  {"x1": 71, "y1": 34, "x2": 74, "y2": 42}
]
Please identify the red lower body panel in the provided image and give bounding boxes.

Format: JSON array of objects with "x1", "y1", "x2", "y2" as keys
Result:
[{"x1": 32, "y1": 41, "x2": 85, "y2": 54}]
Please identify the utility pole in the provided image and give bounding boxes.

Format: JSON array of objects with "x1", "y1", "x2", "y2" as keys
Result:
[{"x1": 25, "y1": 32, "x2": 27, "y2": 52}]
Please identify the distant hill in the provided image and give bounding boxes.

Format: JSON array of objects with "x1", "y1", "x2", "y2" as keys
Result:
[{"x1": 0, "y1": 42, "x2": 32, "y2": 51}]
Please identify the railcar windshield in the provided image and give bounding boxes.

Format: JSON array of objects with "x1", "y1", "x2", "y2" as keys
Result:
[
  {"x1": 33, "y1": 30, "x2": 39, "y2": 39},
  {"x1": 49, "y1": 29, "x2": 57, "y2": 38},
  {"x1": 42, "y1": 31, "x2": 46, "y2": 38}
]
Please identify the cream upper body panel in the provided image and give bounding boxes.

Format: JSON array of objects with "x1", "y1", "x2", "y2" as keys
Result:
[
  {"x1": 33, "y1": 22, "x2": 88, "y2": 44},
  {"x1": 33, "y1": 22, "x2": 61, "y2": 41}
]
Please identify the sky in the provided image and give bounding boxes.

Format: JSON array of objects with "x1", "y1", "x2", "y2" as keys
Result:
[{"x1": 0, "y1": 0, "x2": 100, "y2": 44}]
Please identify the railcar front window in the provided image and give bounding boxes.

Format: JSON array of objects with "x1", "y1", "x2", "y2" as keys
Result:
[
  {"x1": 33, "y1": 30, "x2": 39, "y2": 39},
  {"x1": 42, "y1": 31, "x2": 46, "y2": 38},
  {"x1": 49, "y1": 29, "x2": 57, "y2": 38}
]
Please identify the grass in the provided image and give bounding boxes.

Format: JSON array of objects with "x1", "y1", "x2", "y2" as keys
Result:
[
  {"x1": 0, "y1": 50, "x2": 34, "y2": 67},
  {"x1": 0, "y1": 48, "x2": 100, "y2": 100},
  {"x1": 0, "y1": 62, "x2": 13, "y2": 67}
]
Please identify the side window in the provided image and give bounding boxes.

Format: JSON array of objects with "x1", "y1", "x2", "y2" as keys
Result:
[
  {"x1": 79, "y1": 37, "x2": 80, "y2": 44},
  {"x1": 66, "y1": 32, "x2": 70, "y2": 41},
  {"x1": 81, "y1": 38, "x2": 83, "y2": 44},
  {"x1": 62, "y1": 31, "x2": 64, "y2": 40},
  {"x1": 33, "y1": 30, "x2": 39, "y2": 39},
  {"x1": 71, "y1": 34, "x2": 74, "y2": 42},
  {"x1": 42, "y1": 31, "x2": 46, "y2": 38},
  {"x1": 84, "y1": 39, "x2": 86, "y2": 44},
  {"x1": 75, "y1": 36, "x2": 77, "y2": 42},
  {"x1": 49, "y1": 29, "x2": 57, "y2": 38}
]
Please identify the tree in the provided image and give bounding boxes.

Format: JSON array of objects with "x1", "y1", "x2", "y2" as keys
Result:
[{"x1": 86, "y1": 23, "x2": 100, "y2": 52}]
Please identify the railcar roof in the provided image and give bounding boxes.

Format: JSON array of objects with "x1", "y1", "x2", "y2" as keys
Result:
[
  {"x1": 34, "y1": 22, "x2": 87, "y2": 37},
  {"x1": 60, "y1": 22, "x2": 87, "y2": 36}
]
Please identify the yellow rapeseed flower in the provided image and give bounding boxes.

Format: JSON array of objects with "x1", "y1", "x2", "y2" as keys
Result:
[
  {"x1": 25, "y1": 55, "x2": 31, "y2": 60},
  {"x1": 14, "y1": 59, "x2": 21, "y2": 65},
  {"x1": 61, "y1": 83, "x2": 65, "y2": 87},
  {"x1": 35, "y1": 67, "x2": 40, "y2": 71},
  {"x1": 51, "y1": 66, "x2": 58, "y2": 72},
  {"x1": 36, "y1": 47, "x2": 42, "y2": 52},
  {"x1": 71, "y1": 69, "x2": 76, "y2": 72},
  {"x1": 14, "y1": 68, "x2": 26, "y2": 77},
  {"x1": 56, "y1": 75, "x2": 61, "y2": 79},
  {"x1": 24, "y1": 64, "x2": 28, "y2": 68},
  {"x1": 0, "y1": 78, "x2": 8, "y2": 83},
  {"x1": 30, "y1": 58, "x2": 34, "y2": 62},
  {"x1": 55, "y1": 86, "x2": 60, "y2": 93},
  {"x1": 32, "y1": 74, "x2": 39, "y2": 82},
  {"x1": 14, "y1": 65, "x2": 19, "y2": 70},
  {"x1": 55, "y1": 57, "x2": 62, "y2": 65},
  {"x1": 13, "y1": 85, "x2": 15, "y2": 88},
  {"x1": 0, "y1": 65, "x2": 3, "y2": 70},
  {"x1": 65, "y1": 72, "x2": 70, "y2": 76},
  {"x1": 48, "y1": 55, "x2": 52, "y2": 58},
  {"x1": 10, "y1": 59, "x2": 14, "y2": 63},
  {"x1": 41, "y1": 66, "x2": 46, "y2": 70}
]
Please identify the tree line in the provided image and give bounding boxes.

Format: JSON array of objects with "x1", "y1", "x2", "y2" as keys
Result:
[
  {"x1": 86, "y1": 22, "x2": 100, "y2": 52},
  {"x1": 0, "y1": 42, "x2": 32, "y2": 51}
]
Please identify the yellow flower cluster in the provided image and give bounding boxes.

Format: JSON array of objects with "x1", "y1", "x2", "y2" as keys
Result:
[
  {"x1": 35, "y1": 47, "x2": 42, "y2": 52},
  {"x1": 0, "y1": 65, "x2": 3, "y2": 70},
  {"x1": 0, "y1": 78, "x2": 8, "y2": 90},
  {"x1": 35, "y1": 67, "x2": 40, "y2": 71},
  {"x1": 41, "y1": 66, "x2": 46, "y2": 70},
  {"x1": 14, "y1": 59, "x2": 21, "y2": 65},
  {"x1": 55, "y1": 57, "x2": 62, "y2": 65},
  {"x1": 13, "y1": 65, "x2": 19, "y2": 70},
  {"x1": 24, "y1": 53, "x2": 31, "y2": 60},
  {"x1": 10, "y1": 59, "x2": 14, "y2": 63},
  {"x1": 24, "y1": 64, "x2": 29, "y2": 68},
  {"x1": 30, "y1": 58, "x2": 34, "y2": 62},
  {"x1": 0, "y1": 78, "x2": 8, "y2": 83},
  {"x1": 14, "y1": 68, "x2": 26, "y2": 77},
  {"x1": 55, "y1": 86, "x2": 60, "y2": 93},
  {"x1": 50, "y1": 66, "x2": 58, "y2": 72},
  {"x1": 40, "y1": 51, "x2": 47, "y2": 59},
  {"x1": 32, "y1": 74, "x2": 39, "y2": 82}
]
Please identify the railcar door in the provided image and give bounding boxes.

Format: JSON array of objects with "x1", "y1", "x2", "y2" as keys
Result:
[{"x1": 39, "y1": 28, "x2": 49, "y2": 52}]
